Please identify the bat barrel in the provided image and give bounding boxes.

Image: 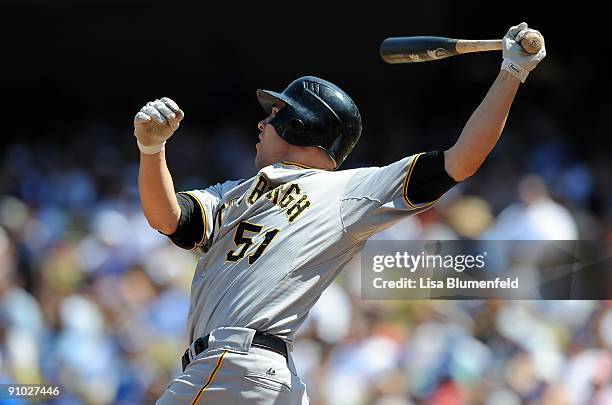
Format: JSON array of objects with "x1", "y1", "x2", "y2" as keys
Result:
[{"x1": 380, "y1": 36, "x2": 459, "y2": 64}]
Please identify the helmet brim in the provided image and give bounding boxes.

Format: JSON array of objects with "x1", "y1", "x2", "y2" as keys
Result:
[{"x1": 257, "y1": 89, "x2": 290, "y2": 114}]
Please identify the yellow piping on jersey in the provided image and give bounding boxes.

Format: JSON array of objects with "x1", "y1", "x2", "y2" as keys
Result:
[
  {"x1": 279, "y1": 161, "x2": 320, "y2": 170},
  {"x1": 191, "y1": 350, "x2": 228, "y2": 405},
  {"x1": 178, "y1": 191, "x2": 208, "y2": 249},
  {"x1": 402, "y1": 153, "x2": 437, "y2": 209}
]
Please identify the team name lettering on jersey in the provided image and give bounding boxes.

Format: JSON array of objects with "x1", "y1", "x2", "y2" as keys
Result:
[
  {"x1": 247, "y1": 175, "x2": 311, "y2": 223},
  {"x1": 247, "y1": 177, "x2": 268, "y2": 204},
  {"x1": 215, "y1": 198, "x2": 239, "y2": 230}
]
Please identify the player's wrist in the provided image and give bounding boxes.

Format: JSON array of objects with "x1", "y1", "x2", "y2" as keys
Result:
[
  {"x1": 137, "y1": 139, "x2": 166, "y2": 155},
  {"x1": 501, "y1": 58, "x2": 529, "y2": 83}
]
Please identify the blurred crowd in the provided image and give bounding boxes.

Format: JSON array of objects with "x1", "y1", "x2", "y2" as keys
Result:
[{"x1": 0, "y1": 108, "x2": 611, "y2": 404}]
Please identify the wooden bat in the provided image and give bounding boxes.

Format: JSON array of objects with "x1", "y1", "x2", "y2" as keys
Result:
[{"x1": 380, "y1": 32, "x2": 543, "y2": 64}]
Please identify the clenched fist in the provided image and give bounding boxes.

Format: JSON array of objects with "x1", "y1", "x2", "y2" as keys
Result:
[
  {"x1": 501, "y1": 22, "x2": 546, "y2": 83},
  {"x1": 134, "y1": 97, "x2": 184, "y2": 154}
]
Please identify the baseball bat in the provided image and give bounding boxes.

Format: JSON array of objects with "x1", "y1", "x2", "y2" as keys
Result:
[{"x1": 380, "y1": 32, "x2": 543, "y2": 64}]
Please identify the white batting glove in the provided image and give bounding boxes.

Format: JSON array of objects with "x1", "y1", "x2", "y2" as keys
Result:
[
  {"x1": 134, "y1": 97, "x2": 184, "y2": 154},
  {"x1": 501, "y1": 22, "x2": 546, "y2": 83}
]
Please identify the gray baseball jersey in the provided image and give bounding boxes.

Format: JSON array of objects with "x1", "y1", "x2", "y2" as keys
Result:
[{"x1": 178, "y1": 154, "x2": 436, "y2": 346}]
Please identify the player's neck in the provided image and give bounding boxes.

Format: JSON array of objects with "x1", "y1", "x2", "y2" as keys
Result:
[{"x1": 281, "y1": 147, "x2": 335, "y2": 171}]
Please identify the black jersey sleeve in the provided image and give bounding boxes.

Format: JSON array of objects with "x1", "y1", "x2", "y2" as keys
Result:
[
  {"x1": 163, "y1": 193, "x2": 205, "y2": 250},
  {"x1": 404, "y1": 150, "x2": 459, "y2": 205}
]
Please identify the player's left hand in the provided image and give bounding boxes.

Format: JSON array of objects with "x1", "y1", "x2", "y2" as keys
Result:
[{"x1": 501, "y1": 22, "x2": 546, "y2": 83}]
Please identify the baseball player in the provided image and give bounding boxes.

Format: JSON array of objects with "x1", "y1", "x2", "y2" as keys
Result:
[{"x1": 135, "y1": 23, "x2": 545, "y2": 404}]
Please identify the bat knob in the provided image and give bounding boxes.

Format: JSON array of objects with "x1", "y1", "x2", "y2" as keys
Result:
[{"x1": 520, "y1": 32, "x2": 543, "y2": 54}]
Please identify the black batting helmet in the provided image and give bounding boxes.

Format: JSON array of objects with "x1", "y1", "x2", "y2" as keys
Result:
[{"x1": 257, "y1": 76, "x2": 362, "y2": 168}]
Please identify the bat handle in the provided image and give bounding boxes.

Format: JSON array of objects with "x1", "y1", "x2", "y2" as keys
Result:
[{"x1": 455, "y1": 33, "x2": 542, "y2": 55}]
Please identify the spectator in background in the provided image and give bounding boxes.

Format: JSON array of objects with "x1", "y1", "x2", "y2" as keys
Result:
[{"x1": 485, "y1": 174, "x2": 578, "y2": 240}]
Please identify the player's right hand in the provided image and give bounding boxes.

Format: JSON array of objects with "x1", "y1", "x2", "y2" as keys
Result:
[
  {"x1": 134, "y1": 97, "x2": 184, "y2": 148},
  {"x1": 501, "y1": 22, "x2": 546, "y2": 83}
]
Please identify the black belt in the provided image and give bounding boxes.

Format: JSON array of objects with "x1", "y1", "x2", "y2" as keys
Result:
[{"x1": 182, "y1": 331, "x2": 288, "y2": 371}]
